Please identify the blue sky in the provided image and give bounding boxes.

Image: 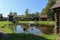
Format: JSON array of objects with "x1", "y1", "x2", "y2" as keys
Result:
[{"x1": 0, "y1": 0, "x2": 48, "y2": 17}]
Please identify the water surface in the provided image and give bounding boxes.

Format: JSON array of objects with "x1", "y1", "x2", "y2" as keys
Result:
[{"x1": 16, "y1": 25, "x2": 42, "y2": 34}]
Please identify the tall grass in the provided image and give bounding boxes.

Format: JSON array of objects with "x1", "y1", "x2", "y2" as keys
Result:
[{"x1": 19, "y1": 21, "x2": 55, "y2": 26}]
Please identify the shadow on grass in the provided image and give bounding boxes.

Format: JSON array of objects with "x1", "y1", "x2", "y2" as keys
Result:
[{"x1": 1, "y1": 33, "x2": 51, "y2": 40}]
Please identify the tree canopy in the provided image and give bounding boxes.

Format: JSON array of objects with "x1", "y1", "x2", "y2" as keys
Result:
[{"x1": 41, "y1": 0, "x2": 56, "y2": 20}]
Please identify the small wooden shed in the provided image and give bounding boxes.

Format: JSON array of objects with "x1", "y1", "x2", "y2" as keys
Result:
[
  {"x1": 52, "y1": 1, "x2": 60, "y2": 34},
  {"x1": 8, "y1": 12, "x2": 17, "y2": 21},
  {"x1": 0, "y1": 14, "x2": 3, "y2": 19},
  {"x1": 8, "y1": 12, "x2": 20, "y2": 21},
  {"x1": 39, "y1": 14, "x2": 47, "y2": 21},
  {"x1": 0, "y1": 14, "x2": 3, "y2": 21},
  {"x1": 8, "y1": 12, "x2": 14, "y2": 21}
]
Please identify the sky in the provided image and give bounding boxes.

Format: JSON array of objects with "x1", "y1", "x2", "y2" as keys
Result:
[{"x1": 0, "y1": 0, "x2": 48, "y2": 17}]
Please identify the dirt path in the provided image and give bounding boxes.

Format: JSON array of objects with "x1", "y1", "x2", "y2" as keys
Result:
[
  {"x1": 55, "y1": 37, "x2": 60, "y2": 40},
  {"x1": 55, "y1": 34, "x2": 60, "y2": 40},
  {"x1": 0, "y1": 28, "x2": 3, "y2": 33}
]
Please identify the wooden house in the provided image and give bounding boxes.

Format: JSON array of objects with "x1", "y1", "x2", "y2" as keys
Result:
[
  {"x1": 39, "y1": 14, "x2": 47, "y2": 21},
  {"x1": 0, "y1": 14, "x2": 3, "y2": 21},
  {"x1": 52, "y1": 0, "x2": 60, "y2": 34},
  {"x1": 0, "y1": 14, "x2": 3, "y2": 19},
  {"x1": 8, "y1": 12, "x2": 20, "y2": 21},
  {"x1": 8, "y1": 12, "x2": 15, "y2": 21}
]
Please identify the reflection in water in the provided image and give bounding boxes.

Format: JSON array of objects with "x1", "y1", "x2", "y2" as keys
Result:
[
  {"x1": 28, "y1": 27, "x2": 42, "y2": 34},
  {"x1": 16, "y1": 25, "x2": 42, "y2": 34},
  {"x1": 8, "y1": 24, "x2": 54, "y2": 34},
  {"x1": 16, "y1": 25, "x2": 24, "y2": 33}
]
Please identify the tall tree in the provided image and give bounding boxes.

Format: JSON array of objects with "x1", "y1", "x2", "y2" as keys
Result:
[
  {"x1": 35, "y1": 12, "x2": 39, "y2": 17},
  {"x1": 25, "y1": 9, "x2": 30, "y2": 18},
  {"x1": 41, "y1": 0, "x2": 56, "y2": 20}
]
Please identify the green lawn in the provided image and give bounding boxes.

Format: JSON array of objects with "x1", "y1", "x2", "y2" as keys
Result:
[
  {"x1": 0, "y1": 21, "x2": 58, "y2": 40},
  {"x1": 0, "y1": 21, "x2": 55, "y2": 26},
  {"x1": 0, "y1": 21, "x2": 55, "y2": 33},
  {"x1": 38, "y1": 34, "x2": 58, "y2": 40},
  {"x1": 19, "y1": 21, "x2": 55, "y2": 25},
  {"x1": 37, "y1": 21, "x2": 55, "y2": 25},
  {"x1": 5, "y1": 33, "x2": 58, "y2": 40},
  {"x1": 0, "y1": 21, "x2": 12, "y2": 27},
  {"x1": 1, "y1": 27, "x2": 13, "y2": 33},
  {"x1": 0, "y1": 21, "x2": 13, "y2": 33}
]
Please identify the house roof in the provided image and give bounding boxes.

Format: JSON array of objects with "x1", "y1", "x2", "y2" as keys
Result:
[
  {"x1": 0, "y1": 14, "x2": 3, "y2": 18},
  {"x1": 0, "y1": 14, "x2": 2, "y2": 15},
  {"x1": 14, "y1": 15, "x2": 20, "y2": 18},
  {"x1": 8, "y1": 12, "x2": 17, "y2": 16},
  {"x1": 39, "y1": 14, "x2": 47, "y2": 18},
  {"x1": 52, "y1": 1, "x2": 60, "y2": 9}
]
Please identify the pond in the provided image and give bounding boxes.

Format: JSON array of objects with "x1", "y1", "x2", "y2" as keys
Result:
[
  {"x1": 16, "y1": 25, "x2": 42, "y2": 34},
  {"x1": 8, "y1": 24, "x2": 54, "y2": 35}
]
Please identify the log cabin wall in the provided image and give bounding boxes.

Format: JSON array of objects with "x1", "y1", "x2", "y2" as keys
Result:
[
  {"x1": 51, "y1": 0, "x2": 60, "y2": 34},
  {"x1": 55, "y1": 9, "x2": 60, "y2": 34},
  {"x1": 58, "y1": 11, "x2": 60, "y2": 34},
  {"x1": 55, "y1": 12, "x2": 59, "y2": 34}
]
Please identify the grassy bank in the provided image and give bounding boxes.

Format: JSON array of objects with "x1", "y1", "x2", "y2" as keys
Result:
[
  {"x1": 37, "y1": 21, "x2": 55, "y2": 26},
  {"x1": 0, "y1": 27, "x2": 13, "y2": 33},
  {"x1": 19, "y1": 21, "x2": 55, "y2": 26},
  {"x1": 0, "y1": 21, "x2": 58, "y2": 40},
  {"x1": 39, "y1": 34, "x2": 58, "y2": 40},
  {"x1": 6, "y1": 33, "x2": 58, "y2": 40},
  {"x1": 0, "y1": 21, "x2": 55, "y2": 26},
  {"x1": 0, "y1": 21, "x2": 55, "y2": 33},
  {"x1": 0, "y1": 21, "x2": 13, "y2": 33},
  {"x1": 0, "y1": 21, "x2": 12, "y2": 27}
]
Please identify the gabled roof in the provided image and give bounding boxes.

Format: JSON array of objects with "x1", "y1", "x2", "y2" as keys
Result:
[
  {"x1": 39, "y1": 14, "x2": 47, "y2": 18},
  {"x1": 8, "y1": 12, "x2": 17, "y2": 16},
  {"x1": 0, "y1": 14, "x2": 2, "y2": 15},
  {"x1": 52, "y1": 1, "x2": 60, "y2": 9}
]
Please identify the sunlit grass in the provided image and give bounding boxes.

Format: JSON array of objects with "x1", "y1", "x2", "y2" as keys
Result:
[
  {"x1": 0, "y1": 21, "x2": 13, "y2": 33},
  {"x1": 1, "y1": 27, "x2": 13, "y2": 33},
  {"x1": 0, "y1": 21, "x2": 57, "y2": 40},
  {"x1": 0, "y1": 21, "x2": 12, "y2": 27},
  {"x1": 37, "y1": 21, "x2": 55, "y2": 25},
  {"x1": 38, "y1": 34, "x2": 58, "y2": 40},
  {"x1": 19, "y1": 21, "x2": 55, "y2": 25}
]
